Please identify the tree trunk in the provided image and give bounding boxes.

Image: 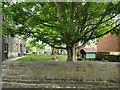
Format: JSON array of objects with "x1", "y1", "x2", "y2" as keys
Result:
[
  {"x1": 67, "y1": 46, "x2": 77, "y2": 62},
  {"x1": 51, "y1": 47, "x2": 56, "y2": 55}
]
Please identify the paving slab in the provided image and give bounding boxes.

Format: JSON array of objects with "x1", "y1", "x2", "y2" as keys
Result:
[{"x1": 6, "y1": 56, "x2": 26, "y2": 61}]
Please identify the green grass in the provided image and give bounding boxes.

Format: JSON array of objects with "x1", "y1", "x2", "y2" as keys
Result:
[
  {"x1": 17, "y1": 54, "x2": 101, "y2": 62},
  {"x1": 17, "y1": 54, "x2": 67, "y2": 62}
]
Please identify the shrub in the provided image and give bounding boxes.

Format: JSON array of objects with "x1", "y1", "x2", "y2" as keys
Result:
[{"x1": 96, "y1": 53, "x2": 120, "y2": 62}]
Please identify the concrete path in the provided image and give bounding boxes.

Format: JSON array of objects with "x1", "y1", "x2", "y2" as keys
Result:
[{"x1": 6, "y1": 56, "x2": 26, "y2": 61}]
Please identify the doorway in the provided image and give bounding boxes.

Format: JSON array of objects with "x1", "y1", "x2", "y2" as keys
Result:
[
  {"x1": 4, "y1": 43, "x2": 8, "y2": 59},
  {"x1": 20, "y1": 44, "x2": 22, "y2": 53}
]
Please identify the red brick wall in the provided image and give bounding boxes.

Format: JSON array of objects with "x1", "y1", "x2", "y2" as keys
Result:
[
  {"x1": 118, "y1": 36, "x2": 120, "y2": 51},
  {"x1": 97, "y1": 34, "x2": 120, "y2": 52}
]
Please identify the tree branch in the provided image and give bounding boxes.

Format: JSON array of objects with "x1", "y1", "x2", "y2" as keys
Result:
[
  {"x1": 39, "y1": 2, "x2": 60, "y2": 22},
  {"x1": 100, "y1": 14, "x2": 118, "y2": 24},
  {"x1": 27, "y1": 27, "x2": 66, "y2": 49},
  {"x1": 76, "y1": 3, "x2": 82, "y2": 35},
  {"x1": 76, "y1": 29, "x2": 94, "y2": 46},
  {"x1": 36, "y1": 28, "x2": 60, "y2": 36},
  {"x1": 77, "y1": 41, "x2": 87, "y2": 50},
  {"x1": 54, "y1": 2, "x2": 63, "y2": 23},
  {"x1": 40, "y1": 22, "x2": 55, "y2": 27},
  {"x1": 84, "y1": 14, "x2": 118, "y2": 28},
  {"x1": 70, "y1": 2, "x2": 78, "y2": 21},
  {"x1": 90, "y1": 23, "x2": 120, "y2": 39},
  {"x1": 77, "y1": 14, "x2": 105, "y2": 43},
  {"x1": 81, "y1": 2, "x2": 89, "y2": 9},
  {"x1": 37, "y1": 37, "x2": 66, "y2": 49},
  {"x1": 87, "y1": 7, "x2": 100, "y2": 21}
]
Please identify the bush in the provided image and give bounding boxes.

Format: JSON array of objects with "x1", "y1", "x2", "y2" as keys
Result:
[{"x1": 96, "y1": 53, "x2": 120, "y2": 62}]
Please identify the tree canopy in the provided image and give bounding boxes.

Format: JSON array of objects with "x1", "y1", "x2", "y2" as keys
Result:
[
  {"x1": 2, "y1": 2, "x2": 120, "y2": 61},
  {"x1": 26, "y1": 39, "x2": 46, "y2": 51}
]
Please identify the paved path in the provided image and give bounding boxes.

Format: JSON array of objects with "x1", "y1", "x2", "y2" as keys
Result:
[{"x1": 6, "y1": 56, "x2": 26, "y2": 61}]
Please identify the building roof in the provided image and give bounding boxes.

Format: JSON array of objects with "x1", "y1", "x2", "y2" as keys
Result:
[{"x1": 79, "y1": 47, "x2": 97, "y2": 53}]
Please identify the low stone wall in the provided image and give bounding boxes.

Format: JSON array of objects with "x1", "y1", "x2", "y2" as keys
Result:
[{"x1": 2, "y1": 61, "x2": 120, "y2": 89}]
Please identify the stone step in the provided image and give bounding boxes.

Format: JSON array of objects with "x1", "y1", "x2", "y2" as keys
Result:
[{"x1": 2, "y1": 82, "x2": 119, "y2": 89}]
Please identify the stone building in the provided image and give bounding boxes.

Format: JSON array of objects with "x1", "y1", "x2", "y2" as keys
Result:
[
  {"x1": 3, "y1": 35, "x2": 26, "y2": 60},
  {"x1": 2, "y1": 11, "x2": 26, "y2": 60}
]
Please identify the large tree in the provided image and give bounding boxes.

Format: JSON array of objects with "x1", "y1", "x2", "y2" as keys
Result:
[
  {"x1": 2, "y1": 2, "x2": 120, "y2": 62},
  {"x1": 27, "y1": 39, "x2": 46, "y2": 50}
]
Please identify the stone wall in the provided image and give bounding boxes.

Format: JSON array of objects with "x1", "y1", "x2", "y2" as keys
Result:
[{"x1": 2, "y1": 61, "x2": 120, "y2": 89}]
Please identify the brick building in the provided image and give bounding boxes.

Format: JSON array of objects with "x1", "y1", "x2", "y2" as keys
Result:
[
  {"x1": 3, "y1": 35, "x2": 26, "y2": 60},
  {"x1": 97, "y1": 34, "x2": 120, "y2": 55}
]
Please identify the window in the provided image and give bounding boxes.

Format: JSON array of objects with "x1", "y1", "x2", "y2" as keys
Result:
[
  {"x1": 16, "y1": 44, "x2": 18, "y2": 52},
  {"x1": 4, "y1": 43, "x2": 8, "y2": 52}
]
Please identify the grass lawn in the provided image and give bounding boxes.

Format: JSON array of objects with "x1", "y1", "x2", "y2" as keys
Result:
[
  {"x1": 17, "y1": 54, "x2": 67, "y2": 62},
  {"x1": 17, "y1": 54, "x2": 101, "y2": 62},
  {"x1": 16, "y1": 54, "x2": 101, "y2": 62}
]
